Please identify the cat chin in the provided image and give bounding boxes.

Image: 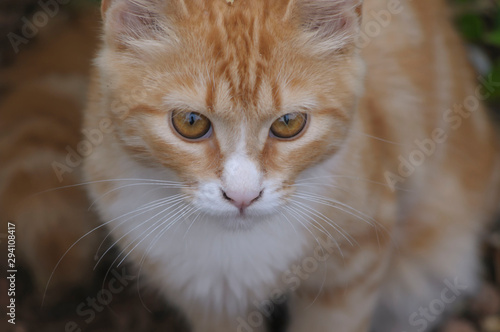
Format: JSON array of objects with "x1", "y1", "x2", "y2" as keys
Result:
[{"x1": 202, "y1": 210, "x2": 280, "y2": 231}]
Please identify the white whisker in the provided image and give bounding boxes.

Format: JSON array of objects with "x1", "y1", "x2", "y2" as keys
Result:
[
  {"x1": 182, "y1": 208, "x2": 203, "y2": 239},
  {"x1": 95, "y1": 197, "x2": 187, "y2": 269},
  {"x1": 289, "y1": 200, "x2": 356, "y2": 246},
  {"x1": 292, "y1": 193, "x2": 380, "y2": 230},
  {"x1": 273, "y1": 207, "x2": 298, "y2": 235},
  {"x1": 95, "y1": 194, "x2": 186, "y2": 257},
  {"x1": 285, "y1": 205, "x2": 344, "y2": 259},
  {"x1": 88, "y1": 182, "x2": 189, "y2": 210},
  {"x1": 33, "y1": 177, "x2": 188, "y2": 197},
  {"x1": 294, "y1": 175, "x2": 412, "y2": 192},
  {"x1": 99, "y1": 202, "x2": 192, "y2": 290},
  {"x1": 117, "y1": 203, "x2": 195, "y2": 267}
]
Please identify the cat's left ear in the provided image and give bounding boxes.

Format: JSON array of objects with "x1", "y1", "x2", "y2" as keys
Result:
[
  {"x1": 100, "y1": 0, "x2": 176, "y2": 53},
  {"x1": 101, "y1": 0, "x2": 112, "y2": 19},
  {"x1": 293, "y1": 0, "x2": 363, "y2": 53}
]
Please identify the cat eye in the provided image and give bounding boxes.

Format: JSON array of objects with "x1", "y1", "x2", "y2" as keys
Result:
[
  {"x1": 270, "y1": 113, "x2": 308, "y2": 139},
  {"x1": 171, "y1": 110, "x2": 212, "y2": 140}
]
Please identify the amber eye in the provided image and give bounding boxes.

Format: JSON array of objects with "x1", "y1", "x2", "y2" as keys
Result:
[
  {"x1": 270, "y1": 113, "x2": 307, "y2": 139},
  {"x1": 171, "y1": 110, "x2": 212, "y2": 140}
]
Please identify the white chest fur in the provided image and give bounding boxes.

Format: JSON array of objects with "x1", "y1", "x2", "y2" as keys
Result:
[{"x1": 92, "y1": 160, "x2": 310, "y2": 319}]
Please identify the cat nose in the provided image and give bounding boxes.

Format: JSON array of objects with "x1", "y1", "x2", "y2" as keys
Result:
[{"x1": 222, "y1": 189, "x2": 263, "y2": 213}]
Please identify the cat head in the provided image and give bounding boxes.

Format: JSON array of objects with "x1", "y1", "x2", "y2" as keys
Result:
[{"x1": 95, "y1": 0, "x2": 364, "y2": 226}]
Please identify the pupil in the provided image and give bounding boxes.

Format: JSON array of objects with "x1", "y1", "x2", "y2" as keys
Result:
[
  {"x1": 188, "y1": 113, "x2": 196, "y2": 125},
  {"x1": 283, "y1": 114, "x2": 289, "y2": 125}
]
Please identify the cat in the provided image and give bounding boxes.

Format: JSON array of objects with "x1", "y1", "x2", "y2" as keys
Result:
[
  {"x1": 5, "y1": 0, "x2": 493, "y2": 331},
  {"x1": 82, "y1": 0, "x2": 500, "y2": 331}
]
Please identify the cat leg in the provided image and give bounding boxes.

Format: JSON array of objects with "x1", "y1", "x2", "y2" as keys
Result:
[
  {"x1": 286, "y1": 245, "x2": 390, "y2": 332},
  {"x1": 287, "y1": 285, "x2": 381, "y2": 332},
  {"x1": 187, "y1": 314, "x2": 269, "y2": 332},
  {"x1": 371, "y1": 196, "x2": 486, "y2": 332}
]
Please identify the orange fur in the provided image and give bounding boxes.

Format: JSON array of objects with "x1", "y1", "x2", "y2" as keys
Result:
[{"x1": 83, "y1": 1, "x2": 500, "y2": 331}]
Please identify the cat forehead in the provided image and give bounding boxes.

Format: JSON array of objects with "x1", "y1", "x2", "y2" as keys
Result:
[
  {"x1": 106, "y1": 0, "x2": 355, "y2": 117},
  {"x1": 162, "y1": 0, "x2": 302, "y2": 116},
  {"x1": 160, "y1": 77, "x2": 319, "y2": 118}
]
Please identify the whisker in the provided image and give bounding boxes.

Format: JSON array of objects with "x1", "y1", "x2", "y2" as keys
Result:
[
  {"x1": 294, "y1": 175, "x2": 412, "y2": 192},
  {"x1": 95, "y1": 197, "x2": 186, "y2": 269},
  {"x1": 41, "y1": 214, "x2": 125, "y2": 306},
  {"x1": 88, "y1": 182, "x2": 189, "y2": 210},
  {"x1": 95, "y1": 194, "x2": 186, "y2": 253},
  {"x1": 136, "y1": 207, "x2": 202, "y2": 312},
  {"x1": 285, "y1": 205, "x2": 344, "y2": 258},
  {"x1": 273, "y1": 207, "x2": 298, "y2": 235},
  {"x1": 138, "y1": 206, "x2": 200, "y2": 269},
  {"x1": 292, "y1": 193, "x2": 378, "y2": 229},
  {"x1": 149, "y1": 205, "x2": 198, "y2": 248},
  {"x1": 33, "y1": 178, "x2": 188, "y2": 197},
  {"x1": 288, "y1": 201, "x2": 355, "y2": 247},
  {"x1": 182, "y1": 208, "x2": 203, "y2": 239},
  {"x1": 292, "y1": 194, "x2": 391, "y2": 248},
  {"x1": 288, "y1": 205, "x2": 346, "y2": 260},
  {"x1": 94, "y1": 195, "x2": 188, "y2": 270},
  {"x1": 117, "y1": 204, "x2": 195, "y2": 267},
  {"x1": 290, "y1": 182, "x2": 350, "y2": 195},
  {"x1": 100, "y1": 202, "x2": 191, "y2": 290},
  {"x1": 294, "y1": 192, "x2": 390, "y2": 237},
  {"x1": 348, "y1": 129, "x2": 404, "y2": 146}
]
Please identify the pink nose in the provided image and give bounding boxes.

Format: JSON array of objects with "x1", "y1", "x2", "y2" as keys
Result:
[{"x1": 222, "y1": 189, "x2": 262, "y2": 213}]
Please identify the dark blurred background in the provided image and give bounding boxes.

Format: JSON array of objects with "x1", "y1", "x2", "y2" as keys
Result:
[{"x1": 453, "y1": 0, "x2": 500, "y2": 107}]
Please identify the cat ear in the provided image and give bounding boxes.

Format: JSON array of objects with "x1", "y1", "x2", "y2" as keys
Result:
[
  {"x1": 101, "y1": 0, "x2": 174, "y2": 52},
  {"x1": 295, "y1": 0, "x2": 363, "y2": 53},
  {"x1": 101, "y1": 0, "x2": 112, "y2": 18}
]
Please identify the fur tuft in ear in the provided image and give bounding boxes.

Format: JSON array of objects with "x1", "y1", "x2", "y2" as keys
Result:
[
  {"x1": 296, "y1": 0, "x2": 363, "y2": 53},
  {"x1": 103, "y1": 0, "x2": 176, "y2": 53}
]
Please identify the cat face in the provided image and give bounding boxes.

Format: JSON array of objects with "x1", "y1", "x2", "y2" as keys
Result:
[{"x1": 98, "y1": 0, "x2": 363, "y2": 225}]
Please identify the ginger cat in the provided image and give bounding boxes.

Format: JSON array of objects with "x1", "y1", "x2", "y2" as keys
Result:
[
  {"x1": 2, "y1": 0, "x2": 498, "y2": 331},
  {"x1": 82, "y1": 0, "x2": 500, "y2": 331}
]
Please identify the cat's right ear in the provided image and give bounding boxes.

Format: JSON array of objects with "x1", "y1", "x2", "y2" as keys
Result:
[{"x1": 291, "y1": 0, "x2": 364, "y2": 54}]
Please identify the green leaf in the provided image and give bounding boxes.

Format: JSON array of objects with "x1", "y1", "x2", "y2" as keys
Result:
[
  {"x1": 456, "y1": 14, "x2": 485, "y2": 42},
  {"x1": 484, "y1": 62, "x2": 500, "y2": 101},
  {"x1": 485, "y1": 30, "x2": 500, "y2": 46}
]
